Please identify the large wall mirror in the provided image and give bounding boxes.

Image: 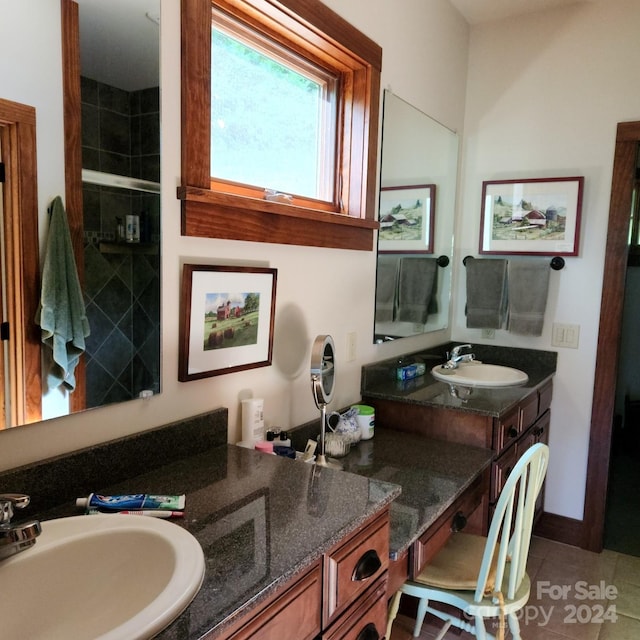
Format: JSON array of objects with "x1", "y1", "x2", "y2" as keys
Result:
[
  {"x1": 374, "y1": 91, "x2": 458, "y2": 342},
  {"x1": 1, "y1": 0, "x2": 161, "y2": 429}
]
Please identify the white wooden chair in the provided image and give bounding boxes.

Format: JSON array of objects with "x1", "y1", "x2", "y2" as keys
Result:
[{"x1": 387, "y1": 442, "x2": 549, "y2": 640}]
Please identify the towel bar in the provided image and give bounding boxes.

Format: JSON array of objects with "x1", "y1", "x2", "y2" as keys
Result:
[{"x1": 463, "y1": 255, "x2": 565, "y2": 270}]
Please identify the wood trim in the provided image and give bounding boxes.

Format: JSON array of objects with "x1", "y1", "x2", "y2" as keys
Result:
[
  {"x1": 583, "y1": 122, "x2": 638, "y2": 552},
  {"x1": 0, "y1": 98, "x2": 42, "y2": 426},
  {"x1": 534, "y1": 512, "x2": 584, "y2": 548},
  {"x1": 179, "y1": 185, "x2": 377, "y2": 250},
  {"x1": 180, "y1": 0, "x2": 381, "y2": 249},
  {"x1": 181, "y1": 0, "x2": 211, "y2": 188},
  {"x1": 61, "y1": 0, "x2": 86, "y2": 412}
]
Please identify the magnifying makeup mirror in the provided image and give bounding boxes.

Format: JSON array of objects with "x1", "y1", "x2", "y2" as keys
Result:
[{"x1": 310, "y1": 334, "x2": 339, "y2": 468}]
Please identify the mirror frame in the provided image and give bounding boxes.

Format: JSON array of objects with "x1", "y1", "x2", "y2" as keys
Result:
[{"x1": 61, "y1": 0, "x2": 86, "y2": 413}]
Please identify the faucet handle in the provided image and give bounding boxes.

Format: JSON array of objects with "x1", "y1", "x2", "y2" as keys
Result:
[
  {"x1": 0, "y1": 494, "x2": 30, "y2": 525},
  {"x1": 450, "y1": 343, "x2": 472, "y2": 358}
]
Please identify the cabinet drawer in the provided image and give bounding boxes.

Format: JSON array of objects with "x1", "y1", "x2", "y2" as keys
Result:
[
  {"x1": 491, "y1": 445, "x2": 518, "y2": 503},
  {"x1": 324, "y1": 511, "x2": 389, "y2": 624},
  {"x1": 322, "y1": 576, "x2": 388, "y2": 640},
  {"x1": 494, "y1": 406, "x2": 520, "y2": 453},
  {"x1": 411, "y1": 470, "x2": 488, "y2": 578}
]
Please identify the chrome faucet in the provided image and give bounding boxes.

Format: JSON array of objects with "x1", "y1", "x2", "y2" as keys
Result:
[
  {"x1": 443, "y1": 344, "x2": 475, "y2": 369},
  {"x1": 0, "y1": 494, "x2": 41, "y2": 560}
]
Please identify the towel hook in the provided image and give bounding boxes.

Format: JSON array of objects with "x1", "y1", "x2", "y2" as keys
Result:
[{"x1": 436, "y1": 255, "x2": 450, "y2": 268}]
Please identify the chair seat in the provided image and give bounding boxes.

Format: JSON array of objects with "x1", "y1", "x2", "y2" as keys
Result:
[
  {"x1": 403, "y1": 570, "x2": 532, "y2": 617},
  {"x1": 414, "y1": 532, "x2": 498, "y2": 593}
]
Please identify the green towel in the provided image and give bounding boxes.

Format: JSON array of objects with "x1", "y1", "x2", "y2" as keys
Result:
[{"x1": 35, "y1": 196, "x2": 90, "y2": 391}]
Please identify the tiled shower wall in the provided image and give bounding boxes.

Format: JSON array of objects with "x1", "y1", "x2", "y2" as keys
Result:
[{"x1": 80, "y1": 77, "x2": 160, "y2": 408}]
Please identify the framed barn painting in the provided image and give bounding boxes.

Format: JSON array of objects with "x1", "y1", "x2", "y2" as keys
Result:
[
  {"x1": 378, "y1": 184, "x2": 436, "y2": 253},
  {"x1": 179, "y1": 265, "x2": 277, "y2": 381},
  {"x1": 479, "y1": 177, "x2": 584, "y2": 256}
]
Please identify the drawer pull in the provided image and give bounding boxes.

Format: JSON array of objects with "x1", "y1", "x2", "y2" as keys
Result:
[
  {"x1": 352, "y1": 549, "x2": 381, "y2": 581},
  {"x1": 451, "y1": 511, "x2": 467, "y2": 532},
  {"x1": 533, "y1": 426, "x2": 544, "y2": 437},
  {"x1": 356, "y1": 622, "x2": 379, "y2": 640},
  {"x1": 508, "y1": 426, "x2": 518, "y2": 439}
]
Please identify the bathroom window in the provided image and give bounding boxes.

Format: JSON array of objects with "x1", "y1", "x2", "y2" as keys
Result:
[
  {"x1": 179, "y1": 0, "x2": 382, "y2": 250},
  {"x1": 211, "y1": 8, "x2": 338, "y2": 202}
]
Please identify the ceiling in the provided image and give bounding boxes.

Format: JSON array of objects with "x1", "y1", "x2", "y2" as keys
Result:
[
  {"x1": 75, "y1": 0, "x2": 596, "y2": 91},
  {"x1": 449, "y1": 0, "x2": 596, "y2": 24}
]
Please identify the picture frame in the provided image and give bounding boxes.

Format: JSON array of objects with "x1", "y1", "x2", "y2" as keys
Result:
[
  {"x1": 378, "y1": 184, "x2": 436, "y2": 254},
  {"x1": 479, "y1": 177, "x2": 584, "y2": 256},
  {"x1": 179, "y1": 265, "x2": 277, "y2": 381}
]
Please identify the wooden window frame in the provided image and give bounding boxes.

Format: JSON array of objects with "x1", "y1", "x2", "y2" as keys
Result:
[{"x1": 179, "y1": 0, "x2": 382, "y2": 251}]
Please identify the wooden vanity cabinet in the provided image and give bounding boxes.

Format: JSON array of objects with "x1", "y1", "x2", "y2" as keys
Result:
[
  {"x1": 212, "y1": 509, "x2": 390, "y2": 640},
  {"x1": 215, "y1": 560, "x2": 322, "y2": 640},
  {"x1": 365, "y1": 378, "x2": 553, "y2": 525}
]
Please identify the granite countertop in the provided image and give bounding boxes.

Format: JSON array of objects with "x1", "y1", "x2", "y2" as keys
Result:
[
  {"x1": 339, "y1": 428, "x2": 493, "y2": 557},
  {"x1": 361, "y1": 343, "x2": 557, "y2": 417},
  {"x1": 37, "y1": 443, "x2": 399, "y2": 640}
]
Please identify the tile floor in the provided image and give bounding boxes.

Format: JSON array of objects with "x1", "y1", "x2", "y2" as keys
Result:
[{"x1": 389, "y1": 536, "x2": 640, "y2": 639}]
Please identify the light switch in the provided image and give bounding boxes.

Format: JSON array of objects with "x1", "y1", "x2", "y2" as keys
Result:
[{"x1": 552, "y1": 323, "x2": 580, "y2": 348}]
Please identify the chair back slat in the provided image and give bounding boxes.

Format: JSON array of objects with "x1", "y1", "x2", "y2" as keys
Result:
[{"x1": 474, "y1": 443, "x2": 549, "y2": 602}]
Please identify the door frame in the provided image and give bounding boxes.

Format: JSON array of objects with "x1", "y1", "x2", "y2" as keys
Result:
[{"x1": 583, "y1": 121, "x2": 640, "y2": 552}]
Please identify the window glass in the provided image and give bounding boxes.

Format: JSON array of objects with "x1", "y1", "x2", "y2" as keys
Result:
[{"x1": 211, "y1": 13, "x2": 337, "y2": 201}]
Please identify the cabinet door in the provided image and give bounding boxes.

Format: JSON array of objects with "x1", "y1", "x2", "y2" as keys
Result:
[
  {"x1": 491, "y1": 444, "x2": 518, "y2": 503},
  {"x1": 322, "y1": 576, "x2": 387, "y2": 640},
  {"x1": 494, "y1": 406, "x2": 521, "y2": 454},
  {"x1": 222, "y1": 562, "x2": 322, "y2": 640},
  {"x1": 324, "y1": 511, "x2": 389, "y2": 625}
]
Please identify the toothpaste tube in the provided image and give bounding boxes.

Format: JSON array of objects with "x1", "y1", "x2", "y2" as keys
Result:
[
  {"x1": 396, "y1": 362, "x2": 426, "y2": 381},
  {"x1": 76, "y1": 493, "x2": 185, "y2": 512},
  {"x1": 86, "y1": 509, "x2": 184, "y2": 518}
]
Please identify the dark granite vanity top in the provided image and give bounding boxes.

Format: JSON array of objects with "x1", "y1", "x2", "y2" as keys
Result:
[
  {"x1": 361, "y1": 343, "x2": 557, "y2": 417},
  {"x1": 129, "y1": 445, "x2": 400, "y2": 639},
  {"x1": 339, "y1": 428, "x2": 493, "y2": 557}
]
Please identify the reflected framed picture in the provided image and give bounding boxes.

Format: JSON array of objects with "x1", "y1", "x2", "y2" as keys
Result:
[
  {"x1": 179, "y1": 265, "x2": 277, "y2": 381},
  {"x1": 479, "y1": 177, "x2": 584, "y2": 256},
  {"x1": 378, "y1": 184, "x2": 436, "y2": 254}
]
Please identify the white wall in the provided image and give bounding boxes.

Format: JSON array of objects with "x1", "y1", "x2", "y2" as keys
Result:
[
  {"x1": 454, "y1": 0, "x2": 640, "y2": 519},
  {"x1": 0, "y1": 0, "x2": 469, "y2": 471}
]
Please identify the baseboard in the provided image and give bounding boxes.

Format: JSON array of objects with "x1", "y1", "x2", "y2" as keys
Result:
[{"x1": 534, "y1": 511, "x2": 585, "y2": 548}]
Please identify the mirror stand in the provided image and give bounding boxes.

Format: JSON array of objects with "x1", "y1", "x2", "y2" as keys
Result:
[{"x1": 310, "y1": 335, "x2": 341, "y2": 469}]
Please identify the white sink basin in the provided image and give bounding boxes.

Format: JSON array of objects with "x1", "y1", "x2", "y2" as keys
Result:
[
  {"x1": 431, "y1": 361, "x2": 529, "y2": 388},
  {"x1": 0, "y1": 514, "x2": 205, "y2": 640}
]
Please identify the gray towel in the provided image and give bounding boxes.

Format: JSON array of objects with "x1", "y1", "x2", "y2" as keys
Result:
[
  {"x1": 465, "y1": 258, "x2": 508, "y2": 329},
  {"x1": 35, "y1": 196, "x2": 90, "y2": 391},
  {"x1": 507, "y1": 260, "x2": 550, "y2": 336},
  {"x1": 375, "y1": 255, "x2": 399, "y2": 322},
  {"x1": 397, "y1": 257, "x2": 437, "y2": 324}
]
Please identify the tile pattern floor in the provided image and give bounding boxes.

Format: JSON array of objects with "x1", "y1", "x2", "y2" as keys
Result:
[{"x1": 389, "y1": 536, "x2": 640, "y2": 640}]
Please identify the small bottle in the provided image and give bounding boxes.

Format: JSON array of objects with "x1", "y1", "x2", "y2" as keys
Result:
[
  {"x1": 125, "y1": 214, "x2": 139, "y2": 243},
  {"x1": 116, "y1": 217, "x2": 124, "y2": 242},
  {"x1": 278, "y1": 431, "x2": 291, "y2": 447}
]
